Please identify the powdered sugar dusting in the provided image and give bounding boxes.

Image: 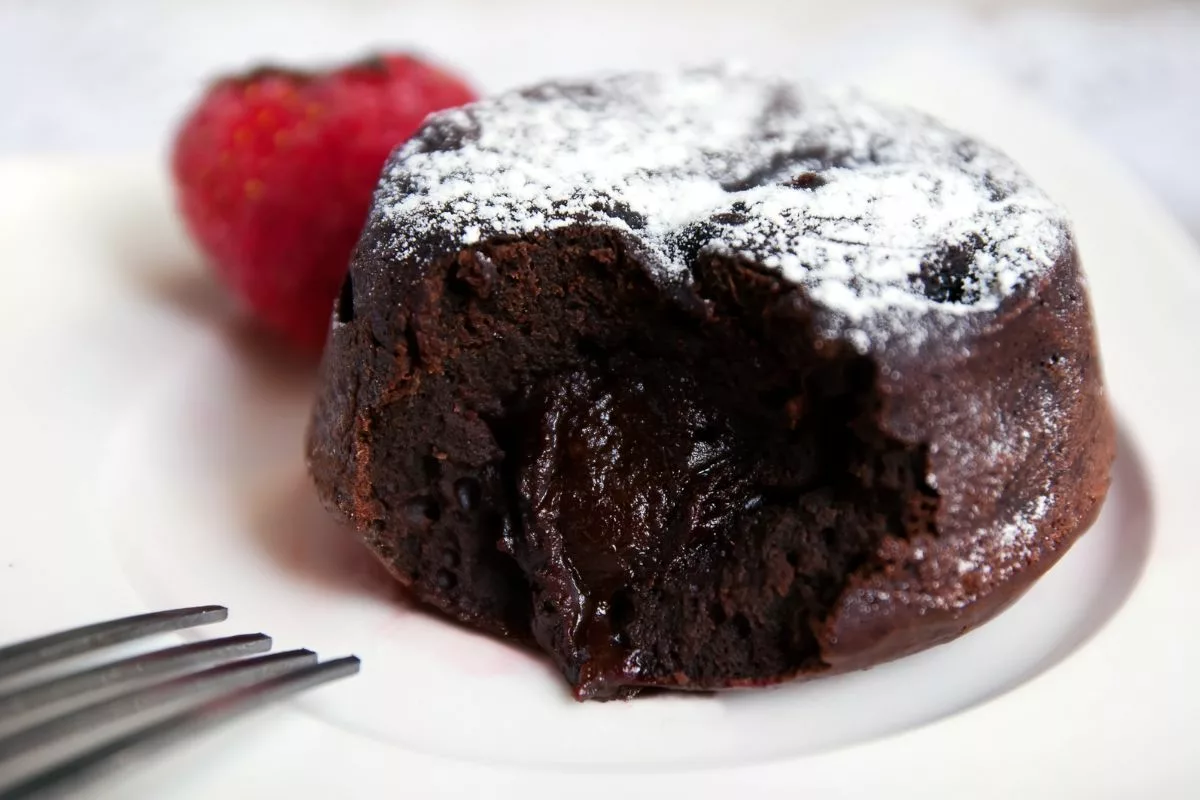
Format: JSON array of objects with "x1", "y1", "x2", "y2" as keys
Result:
[
  {"x1": 858, "y1": 482, "x2": 1057, "y2": 615},
  {"x1": 957, "y1": 484, "x2": 1056, "y2": 580},
  {"x1": 372, "y1": 66, "x2": 1069, "y2": 349},
  {"x1": 851, "y1": 374, "x2": 1069, "y2": 615}
]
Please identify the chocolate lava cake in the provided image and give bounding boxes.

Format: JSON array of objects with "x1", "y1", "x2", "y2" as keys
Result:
[{"x1": 307, "y1": 67, "x2": 1115, "y2": 700}]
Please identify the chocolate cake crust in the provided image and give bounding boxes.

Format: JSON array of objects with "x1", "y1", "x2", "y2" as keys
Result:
[{"x1": 307, "y1": 67, "x2": 1115, "y2": 699}]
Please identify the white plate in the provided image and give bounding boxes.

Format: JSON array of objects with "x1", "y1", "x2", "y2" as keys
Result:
[{"x1": 1, "y1": 54, "x2": 1198, "y2": 798}]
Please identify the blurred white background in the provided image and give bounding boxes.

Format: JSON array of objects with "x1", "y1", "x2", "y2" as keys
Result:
[{"x1": 2, "y1": 0, "x2": 1198, "y2": 239}]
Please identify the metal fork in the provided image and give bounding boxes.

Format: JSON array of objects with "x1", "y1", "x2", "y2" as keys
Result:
[{"x1": 0, "y1": 606, "x2": 359, "y2": 799}]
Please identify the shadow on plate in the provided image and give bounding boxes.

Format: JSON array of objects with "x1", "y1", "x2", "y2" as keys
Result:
[
  {"x1": 131, "y1": 266, "x2": 401, "y2": 598},
  {"x1": 247, "y1": 467, "x2": 403, "y2": 602},
  {"x1": 127, "y1": 259, "x2": 318, "y2": 379}
]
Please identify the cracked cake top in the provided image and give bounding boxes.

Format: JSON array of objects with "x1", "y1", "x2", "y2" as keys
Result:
[{"x1": 367, "y1": 65, "x2": 1069, "y2": 351}]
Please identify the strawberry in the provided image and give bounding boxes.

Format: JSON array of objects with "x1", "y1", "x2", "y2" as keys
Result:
[{"x1": 172, "y1": 54, "x2": 477, "y2": 353}]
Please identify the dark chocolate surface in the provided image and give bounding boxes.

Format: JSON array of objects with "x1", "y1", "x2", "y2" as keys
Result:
[{"x1": 307, "y1": 70, "x2": 1114, "y2": 700}]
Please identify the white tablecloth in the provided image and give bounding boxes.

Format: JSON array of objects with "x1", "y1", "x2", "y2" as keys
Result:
[{"x1": 3, "y1": 0, "x2": 1198, "y2": 239}]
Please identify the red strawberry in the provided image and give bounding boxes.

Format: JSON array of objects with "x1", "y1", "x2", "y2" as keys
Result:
[{"x1": 172, "y1": 54, "x2": 477, "y2": 353}]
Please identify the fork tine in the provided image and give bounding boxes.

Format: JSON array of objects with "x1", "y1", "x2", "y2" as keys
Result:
[
  {"x1": 0, "y1": 650, "x2": 316, "y2": 763},
  {"x1": 0, "y1": 607, "x2": 228, "y2": 680},
  {"x1": 0, "y1": 634, "x2": 272, "y2": 720},
  {"x1": 0, "y1": 656, "x2": 360, "y2": 800}
]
